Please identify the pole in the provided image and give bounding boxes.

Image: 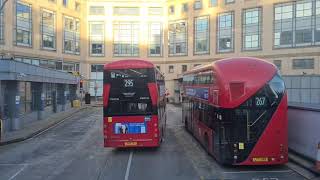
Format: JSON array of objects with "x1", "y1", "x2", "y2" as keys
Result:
[
  {"x1": 0, "y1": 116, "x2": 2, "y2": 142},
  {"x1": 0, "y1": 0, "x2": 9, "y2": 12},
  {"x1": 316, "y1": 142, "x2": 320, "y2": 172}
]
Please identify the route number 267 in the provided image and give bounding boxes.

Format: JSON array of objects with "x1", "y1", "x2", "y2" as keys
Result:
[{"x1": 255, "y1": 97, "x2": 266, "y2": 106}]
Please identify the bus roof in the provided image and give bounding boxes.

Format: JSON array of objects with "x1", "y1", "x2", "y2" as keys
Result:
[
  {"x1": 104, "y1": 59, "x2": 155, "y2": 70},
  {"x1": 183, "y1": 57, "x2": 276, "y2": 75}
]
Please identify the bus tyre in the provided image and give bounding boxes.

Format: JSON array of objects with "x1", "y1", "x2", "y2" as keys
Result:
[{"x1": 160, "y1": 127, "x2": 164, "y2": 143}]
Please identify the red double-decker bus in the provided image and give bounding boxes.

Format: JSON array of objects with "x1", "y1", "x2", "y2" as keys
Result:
[
  {"x1": 103, "y1": 59, "x2": 166, "y2": 148},
  {"x1": 182, "y1": 57, "x2": 288, "y2": 165}
]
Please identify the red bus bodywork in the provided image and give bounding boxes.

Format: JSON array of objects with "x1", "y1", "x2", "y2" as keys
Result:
[
  {"x1": 182, "y1": 57, "x2": 288, "y2": 165},
  {"x1": 103, "y1": 59, "x2": 166, "y2": 148}
]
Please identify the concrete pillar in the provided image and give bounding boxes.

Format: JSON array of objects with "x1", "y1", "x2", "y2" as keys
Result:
[
  {"x1": 7, "y1": 81, "x2": 20, "y2": 131},
  {"x1": 52, "y1": 87, "x2": 57, "y2": 113},
  {"x1": 0, "y1": 81, "x2": 3, "y2": 116},
  {"x1": 32, "y1": 82, "x2": 45, "y2": 120},
  {"x1": 57, "y1": 84, "x2": 66, "y2": 112}
]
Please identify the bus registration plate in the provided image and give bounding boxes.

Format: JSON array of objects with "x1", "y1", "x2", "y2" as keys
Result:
[
  {"x1": 124, "y1": 142, "x2": 137, "y2": 146},
  {"x1": 252, "y1": 157, "x2": 268, "y2": 162}
]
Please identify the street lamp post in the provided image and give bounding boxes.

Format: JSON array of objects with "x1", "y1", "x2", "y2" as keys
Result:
[{"x1": 0, "y1": 0, "x2": 9, "y2": 12}]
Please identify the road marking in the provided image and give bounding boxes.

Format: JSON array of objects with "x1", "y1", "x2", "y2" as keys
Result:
[
  {"x1": 8, "y1": 164, "x2": 27, "y2": 180},
  {"x1": 223, "y1": 170, "x2": 292, "y2": 174},
  {"x1": 0, "y1": 163, "x2": 28, "y2": 166},
  {"x1": 28, "y1": 117, "x2": 71, "y2": 140},
  {"x1": 125, "y1": 151, "x2": 133, "y2": 180}
]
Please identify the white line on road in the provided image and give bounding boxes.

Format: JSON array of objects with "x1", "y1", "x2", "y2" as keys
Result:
[
  {"x1": 8, "y1": 164, "x2": 27, "y2": 180},
  {"x1": 125, "y1": 151, "x2": 133, "y2": 180},
  {"x1": 223, "y1": 170, "x2": 292, "y2": 174},
  {"x1": 0, "y1": 163, "x2": 28, "y2": 166}
]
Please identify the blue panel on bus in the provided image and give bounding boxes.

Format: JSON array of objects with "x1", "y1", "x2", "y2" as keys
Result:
[
  {"x1": 185, "y1": 87, "x2": 209, "y2": 100},
  {"x1": 114, "y1": 122, "x2": 147, "y2": 134}
]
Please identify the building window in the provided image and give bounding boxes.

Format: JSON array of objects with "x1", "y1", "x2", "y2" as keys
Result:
[
  {"x1": 295, "y1": 1, "x2": 313, "y2": 46},
  {"x1": 169, "y1": 5, "x2": 174, "y2": 15},
  {"x1": 75, "y1": 2, "x2": 80, "y2": 12},
  {"x1": 0, "y1": 0, "x2": 4, "y2": 44},
  {"x1": 194, "y1": 16, "x2": 209, "y2": 54},
  {"x1": 169, "y1": 65, "x2": 174, "y2": 73},
  {"x1": 75, "y1": 19, "x2": 80, "y2": 54},
  {"x1": 56, "y1": 61, "x2": 62, "y2": 70},
  {"x1": 182, "y1": 3, "x2": 188, "y2": 13},
  {"x1": 63, "y1": 16, "x2": 80, "y2": 54},
  {"x1": 113, "y1": 7, "x2": 139, "y2": 16},
  {"x1": 316, "y1": 0, "x2": 320, "y2": 44},
  {"x1": 15, "y1": 1, "x2": 32, "y2": 47},
  {"x1": 182, "y1": 65, "x2": 187, "y2": 73},
  {"x1": 274, "y1": 3, "x2": 293, "y2": 48},
  {"x1": 217, "y1": 12, "x2": 234, "y2": 53},
  {"x1": 63, "y1": 62, "x2": 76, "y2": 71},
  {"x1": 169, "y1": 20, "x2": 187, "y2": 56},
  {"x1": 273, "y1": 60, "x2": 282, "y2": 70},
  {"x1": 194, "y1": 0, "x2": 202, "y2": 10},
  {"x1": 113, "y1": 22, "x2": 139, "y2": 57},
  {"x1": 89, "y1": 22, "x2": 104, "y2": 56},
  {"x1": 242, "y1": 8, "x2": 262, "y2": 51},
  {"x1": 292, "y1": 59, "x2": 314, "y2": 69},
  {"x1": 91, "y1": 64, "x2": 104, "y2": 72},
  {"x1": 148, "y1": 7, "x2": 163, "y2": 16},
  {"x1": 40, "y1": 59, "x2": 55, "y2": 69},
  {"x1": 225, "y1": 0, "x2": 235, "y2": 4},
  {"x1": 89, "y1": 6, "x2": 105, "y2": 15},
  {"x1": 274, "y1": 1, "x2": 320, "y2": 48},
  {"x1": 63, "y1": 0, "x2": 68, "y2": 7},
  {"x1": 41, "y1": 9, "x2": 56, "y2": 50},
  {"x1": 209, "y1": 0, "x2": 217, "y2": 7},
  {"x1": 148, "y1": 22, "x2": 163, "y2": 57},
  {"x1": 18, "y1": 82, "x2": 32, "y2": 114},
  {"x1": 90, "y1": 64, "x2": 104, "y2": 96}
]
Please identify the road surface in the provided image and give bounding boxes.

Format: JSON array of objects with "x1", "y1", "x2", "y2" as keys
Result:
[{"x1": 0, "y1": 105, "x2": 308, "y2": 180}]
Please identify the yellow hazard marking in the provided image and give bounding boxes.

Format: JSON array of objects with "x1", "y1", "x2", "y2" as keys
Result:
[
  {"x1": 108, "y1": 117, "x2": 112, "y2": 123},
  {"x1": 239, "y1": 143, "x2": 244, "y2": 150},
  {"x1": 252, "y1": 157, "x2": 269, "y2": 162}
]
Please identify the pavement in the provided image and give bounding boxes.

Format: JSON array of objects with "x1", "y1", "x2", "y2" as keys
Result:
[
  {"x1": 0, "y1": 106, "x2": 87, "y2": 146},
  {"x1": 0, "y1": 105, "x2": 318, "y2": 180}
]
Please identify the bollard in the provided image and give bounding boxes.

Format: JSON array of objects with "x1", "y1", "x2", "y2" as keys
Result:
[{"x1": 316, "y1": 142, "x2": 320, "y2": 172}]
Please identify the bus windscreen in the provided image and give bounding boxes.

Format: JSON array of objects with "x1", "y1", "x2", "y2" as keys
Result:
[{"x1": 104, "y1": 68, "x2": 155, "y2": 116}]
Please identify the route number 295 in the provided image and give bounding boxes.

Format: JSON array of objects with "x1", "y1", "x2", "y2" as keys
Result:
[{"x1": 124, "y1": 79, "x2": 134, "y2": 87}]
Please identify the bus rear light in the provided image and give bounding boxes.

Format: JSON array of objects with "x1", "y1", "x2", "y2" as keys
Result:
[
  {"x1": 234, "y1": 155, "x2": 238, "y2": 160},
  {"x1": 280, "y1": 144, "x2": 284, "y2": 153},
  {"x1": 154, "y1": 123, "x2": 157, "y2": 127},
  {"x1": 148, "y1": 83, "x2": 158, "y2": 106},
  {"x1": 103, "y1": 84, "x2": 111, "y2": 107}
]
